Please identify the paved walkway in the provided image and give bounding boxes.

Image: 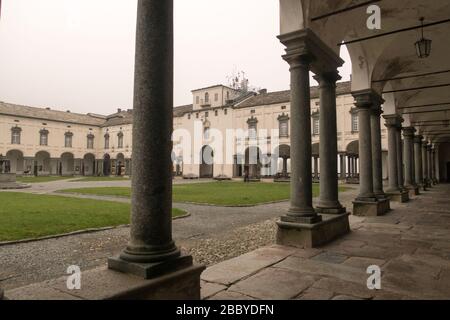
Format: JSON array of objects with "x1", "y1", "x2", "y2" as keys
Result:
[{"x1": 201, "y1": 184, "x2": 450, "y2": 300}]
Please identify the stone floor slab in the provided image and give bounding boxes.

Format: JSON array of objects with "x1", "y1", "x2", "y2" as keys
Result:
[{"x1": 228, "y1": 267, "x2": 316, "y2": 300}]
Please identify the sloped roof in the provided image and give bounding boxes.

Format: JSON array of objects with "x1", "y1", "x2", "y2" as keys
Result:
[
  {"x1": 0, "y1": 101, "x2": 105, "y2": 126},
  {"x1": 173, "y1": 104, "x2": 193, "y2": 117},
  {"x1": 235, "y1": 81, "x2": 352, "y2": 108},
  {"x1": 101, "y1": 110, "x2": 133, "y2": 127}
]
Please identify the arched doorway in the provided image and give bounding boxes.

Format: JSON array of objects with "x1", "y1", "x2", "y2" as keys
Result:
[
  {"x1": 274, "y1": 144, "x2": 290, "y2": 180},
  {"x1": 116, "y1": 153, "x2": 125, "y2": 176},
  {"x1": 245, "y1": 146, "x2": 262, "y2": 180},
  {"x1": 6, "y1": 150, "x2": 24, "y2": 174},
  {"x1": 83, "y1": 153, "x2": 96, "y2": 176},
  {"x1": 61, "y1": 153, "x2": 75, "y2": 176},
  {"x1": 312, "y1": 143, "x2": 320, "y2": 181},
  {"x1": 103, "y1": 154, "x2": 111, "y2": 176},
  {"x1": 35, "y1": 151, "x2": 51, "y2": 176},
  {"x1": 346, "y1": 140, "x2": 359, "y2": 183},
  {"x1": 199, "y1": 145, "x2": 214, "y2": 178}
]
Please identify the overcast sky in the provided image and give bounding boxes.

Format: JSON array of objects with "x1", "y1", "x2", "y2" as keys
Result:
[{"x1": 0, "y1": 0, "x2": 351, "y2": 115}]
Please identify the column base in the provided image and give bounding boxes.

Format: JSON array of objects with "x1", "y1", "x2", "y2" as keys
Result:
[
  {"x1": 406, "y1": 185, "x2": 420, "y2": 196},
  {"x1": 276, "y1": 213, "x2": 350, "y2": 248},
  {"x1": 352, "y1": 198, "x2": 389, "y2": 216},
  {"x1": 386, "y1": 190, "x2": 409, "y2": 203},
  {"x1": 108, "y1": 254, "x2": 193, "y2": 280},
  {"x1": 6, "y1": 264, "x2": 205, "y2": 300},
  {"x1": 315, "y1": 205, "x2": 347, "y2": 214}
]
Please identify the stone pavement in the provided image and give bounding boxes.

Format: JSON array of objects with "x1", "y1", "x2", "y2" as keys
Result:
[{"x1": 201, "y1": 184, "x2": 450, "y2": 300}]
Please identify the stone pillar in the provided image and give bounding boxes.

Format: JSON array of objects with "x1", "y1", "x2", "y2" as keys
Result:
[
  {"x1": 348, "y1": 156, "x2": 352, "y2": 178},
  {"x1": 279, "y1": 53, "x2": 318, "y2": 223},
  {"x1": 313, "y1": 156, "x2": 319, "y2": 180},
  {"x1": 352, "y1": 90, "x2": 389, "y2": 216},
  {"x1": 396, "y1": 123, "x2": 405, "y2": 191},
  {"x1": 427, "y1": 144, "x2": 433, "y2": 186},
  {"x1": 276, "y1": 29, "x2": 349, "y2": 248},
  {"x1": 340, "y1": 154, "x2": 346, "y2": 179},
  {"x1": 434, "y1": 145, "x2": 440, "y2": 183},
  {"x1": 384, "y1": 115, "x2": 408, "y2": 202},
  {"x1": 282, "y1": 157, "x2": 288, "y2": 177},
  {"x1": 403, "y1": 127, "x2": 419, "y2": 195},
  {"x1": 414, "y1": 135, "x2": 425, "y2": 190},
  {"x1": 370, "y1": 102, "x2": 386, "y2": 198},
  {"x1": 422, "y1": 142, "x2": 430, "y2": 187},
  {"x1": 108, "y1": 0, "x2": 200, "y2": 286},
  {"x1": 432, "y1": 147, "x2": 438, "y2": 184},
  {"x1": 315, "y1": 71, "x2": 345, "y2": 214}
]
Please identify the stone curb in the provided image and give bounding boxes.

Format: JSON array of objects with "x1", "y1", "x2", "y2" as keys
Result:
[
  {"x1": 0, "y1": 212, "x2": 191, "y2": 247},
  {"x1": 56, "y1": 192, "x2": 290, "y2": 208}
]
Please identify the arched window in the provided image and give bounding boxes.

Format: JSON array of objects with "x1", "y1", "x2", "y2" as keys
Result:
[
  {"x1": 64, "y1": 132, "x2": 73, "y2": 148},
  {"x1": 205, "y1": 92, "x2": 209, "y2": 103},
  {"x1": 87, "y1": 133, "x2": 95, "y2": 149},
  {"x1": 117, "y1": 132, "x2": 124, "y2": 149},
  {"x1": 11, "y1": 126, "x2": 22, "y2": 145},
  {"x1": 39, "y1": 129, "x2": 49, "y2": 146},
  {"x1": 104, "y1": 133, "x2": 110, "y2": 149}
]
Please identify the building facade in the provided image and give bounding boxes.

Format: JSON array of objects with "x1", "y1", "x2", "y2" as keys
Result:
[{"x1": 1, "y1": 81, "x2": 389, "y2": 179}]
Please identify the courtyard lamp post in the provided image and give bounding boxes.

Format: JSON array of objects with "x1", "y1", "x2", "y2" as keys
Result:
[{"x1": 415, "y1": 17, "x2": 432, "y2": 59}]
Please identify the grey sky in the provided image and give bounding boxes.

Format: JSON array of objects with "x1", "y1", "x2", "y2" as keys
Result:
[{"x1": 0, "y1": 0, "x2": 351, "y2": 115}]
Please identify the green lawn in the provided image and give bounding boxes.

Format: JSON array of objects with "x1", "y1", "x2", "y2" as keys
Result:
[
  {"x1": 59, "y1": 181, "x2": 335, "y2": 206},
  {"x1": 0, "y1": 192, "x2": 185, "y2": 242},
  {"x1": 70, "y1": 176, "x2": 130, "y2": 182},
  {"x1": 16, "y1": 176, "x2": 73, "y2": 183}
]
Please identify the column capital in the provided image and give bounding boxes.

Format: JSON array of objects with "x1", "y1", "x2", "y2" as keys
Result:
[
  {"x1": 426, "y1": 144, "x2": 433, "y2": 151},
  {"x1": 278, "y1": 28, "x2": 344, "y2": 74},
  {"x1": 313, "y1": 71, "x2": 342, "y2": 87},
  {"x1": 402, "y1": 126, "x2": 416, "y2": 137},
  {"x1": 383, "y1": 114, "x2": 402, "y2": 128},
  {"x1": 352, "y1": 89, "x2": 384, "y2": 110},
  {"x1": 414, "y1": 135, "x2": 424, "y2": 143}
]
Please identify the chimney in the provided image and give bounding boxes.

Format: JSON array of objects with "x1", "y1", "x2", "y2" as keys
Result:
[
  {"x1": 259, "y1": 89, "x2": 267, "y2": 94},
  {"x1": 45, "y1": 107, "x2": 51, "y2": 110},
  {"x1": 66, "y1": 110, "x2": 71, "y2": 113},
  {"x1": 117, "y1": 108, "x2": 122, "y2": 113}
]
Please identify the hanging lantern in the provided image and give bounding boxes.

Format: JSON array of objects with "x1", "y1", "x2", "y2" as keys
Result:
[{"x1": 415, "y1": 17, "x2": 432, "y2": 59}]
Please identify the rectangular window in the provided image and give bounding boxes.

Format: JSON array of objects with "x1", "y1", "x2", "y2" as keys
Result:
[
  {"x1": 87, "y1": 137, "x2": 94, "y2": 149},
  {"x1": 65, "y1": 135, "x2": 72, "y2": 148},
  {"x1": 313, "y1": 118, "x2": 319, "y2": 135},
  {"x1": 188, "y1": 114, "x2": 191, "y2": 120},
  {"x1": 215, "y1": 110, "x2": 218, "y2": 116},
  {"x1": 249, "y1": 124, "x2": 257, "y2": 140},
  {"x1": 279, "y1": 121, "x2": 289, "y2": 137},
  {"x1": 11, "y1": 131, "x2": 21, "y2": 144},
  {"x1": 196, "y1": 96, "x2": 200, "y2": 104},
  {"x1": 214, "y1": 93, "x2": 219, "y2": 102},
  {"x1": 224, "y1": 109, "x2": 228, "y2": 115},
  {"x1": 40, "y1": 133, "x2": 48, "y2": 146},
  {"x1": 351, "y1": 113, "x2": 359, "y2": 132},
  {"x1": 205, "y1": 111, "x2": 209, "y2": 118}
]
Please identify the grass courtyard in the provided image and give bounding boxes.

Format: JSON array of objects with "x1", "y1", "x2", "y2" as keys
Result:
[
  {"x1": 0, "y1": 192, "x2": 185, "y2": 242},
  {"x1": 59, "y1": 181, "x2": 334, "y2": 206}
]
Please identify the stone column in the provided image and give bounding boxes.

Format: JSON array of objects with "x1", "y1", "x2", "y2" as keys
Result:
[
  {"x1": 313, "y1": 156, "x2": 319, "y2": 180},
  {"x1": 108, "y1": 0, "x2": 193, "y2": 278},
  {"x1": 431, "y1": 147, "x2": 437, "y2": 184},
  {"x1": 282, "y1": 157, "x2": 288, "y2": 177},
  {"x1": 354, "y1": 94, "x2": 376, "y2": 201},
  {"x1": 370, "y1": 102, "x2": 386, "y2": 198},
  {"x1": 340, "y1": 154, "x2": 347, "y2": 179},
  {"x1": 348, "y1": 156, "x2": 352, "y2": 178},
  {"x1": 422, "y1": 142, "x2": 430, "y2": 187},
  {"x1": 403, "y1": 127, "x2": 418, "y2": 195},
  {"x1": 315, "y1": 71, "x2": 345, "y2": 213},
  {"x1": 414, "y1": 135, "x2": 425, "y2": 190},
  {"x1": 279, "y1": 53, "x2": 319, "y2": 223},
  {"x1": 427, "y1": 144, "x2": 433, "y2": 185},
  {"x1": 396, "y1": 123, "x2": 405, "y2": 190},
  {"x1": 384, "y1": 115, "x2": 400, "y2": 193}
]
